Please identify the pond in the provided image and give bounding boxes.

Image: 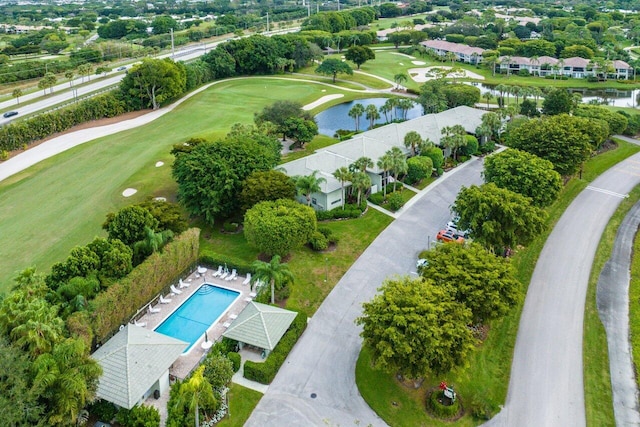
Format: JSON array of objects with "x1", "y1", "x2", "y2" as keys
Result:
[
  {"x1": 315, "y1": 97, "x2": 423, "y2": 136},
  {"x1": 467, "y1": 82, "x2": 640, "y2": 108}
]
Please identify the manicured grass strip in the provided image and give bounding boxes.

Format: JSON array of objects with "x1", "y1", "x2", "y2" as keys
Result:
[
  {"x1": 583, "y1": 187, "x2": 640, "y2": 427},
  {"x1": 630, "y1": 200, "x2": 640, "y2": 391},
  {"x1": 215, "y1": 384, "x2": 263, "y2": 427},
  {"x1": 0, "y1": 78, "x2": 351, "y2": 293},
  {"x1": 357, "y1": 140, "x2": 640, "y2": 426}
]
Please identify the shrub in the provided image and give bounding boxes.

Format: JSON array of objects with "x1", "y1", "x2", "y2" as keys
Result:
[
  {"x1": 309, "y1": 231, "x2": 329, "y2": 251},
  {"x1": 199, "y1": 254, "x2": 252, "y2": 276},
  {"x1": 227, "y1": 352, "x2": 241, "y2": 372},
  {"x1": 88, "y1": 399, "x2": 118, "y2": 423},
  {"x1": 243, "y1": 312, "x2": 307, "y2": 384},
  {"x1": 461, "y1": 135, "x2": 478, "y2": 156},
  {"x1": 368, "y1": 192, "x2": 384, "y2": 205},
  {"x1": 316, "y1": 202, "x2": 365, "y2": 221},
  {"x1": 427, "y1": 389, "x2": 461, "y2": 418},
  {"x1": 0, "y1": 150, "x2": 8, "y2": 160},
  {"x1": 115, "y1": 405, "x2": 160, "y2": 427},
  {"x1": 222, "y1": 220, "x2": 239, "y2": 232},
  {"x1": 518, "y1": 69, "x2": 530, "y2": 76},
  {"x1": 469, "y1": 398, "x2": 493, "y2": 420},
  {"x1": 421, "y1": 146, "x2": 444, "y2": 176},
  {"x1": 406, "y1": 156, "x2": 433, "y2": 184},
  {"x1": 387, "y1": 192, "x2": 405, "y2": 211}
]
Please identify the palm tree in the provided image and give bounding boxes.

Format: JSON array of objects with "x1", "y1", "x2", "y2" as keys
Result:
[
  {"x1": 12, "y1": 88, "x2": 22, "y2": 105},
  {"x1": 503, "y1": 56, "x2": 512, "y2": 77},
  {"x1": 397, "y1": 98, "x2": 415, "y2": 120},
  {"x1": 393, "y1": 72, "x2": 408, "y2": 90},
  {"x1": 388, "y1": 146, "x2": 408, "y2": 191},
  {"x1": 350, "y1": 171, "x2": 371, "y2": 205},
  {"x1": 512, "y1": 86, "x2": 523, "y2": 106},
  {"x1": 350, "y1": 156, "x2": 373, "y2": 173},
  {"x1": 295, "y1": 170, "x2": 326, "y2": 206},
  {"x1": 251, "y1": 255, "x2": 294, "y2": 304},
  {"x1": 440, "y1": 125, "x2": 467, "y2": 162},
  {"x1": 365, "y1": 104, "x2": 380, "y2": 129},
  {"x1": 10, "y1": 301, "x2": 63, "y2": 358},
  {"x1": 495, "y1": 84, "x2": 506, "y2": 107},
  {"x1": 376, "y1": 154, "x2": 393, "y2": 197},
  {"x1": 379, "y1": 103, "x2": 392, "y2": 123},
  {"x1": 445, "y1": 51, "x2": 457, "y2": 66},
  {"x1": 174, "y1": 365, "x2": 216, "y2": 427},
  {"x1": 482, "y1": 91, "x2": 494, "y2": 109},
  {"x1": 65, "y1": 70, "x2": 74, "y2": 87},
  {"x1": 403, "y1": 130, "x2": 422, "y2": 156},
  {"x1": 332, "y1": 166, "x2": 352, "y2": 209},
  {"x1": 348, "y1": 103, "x2": 365, "y2": 131},
  {"x1": 383, "y1": 97, "x2": 400, "y2": 121},
  {"x1": 530, "y1": 56, "x2": 539, "y2": 76}
]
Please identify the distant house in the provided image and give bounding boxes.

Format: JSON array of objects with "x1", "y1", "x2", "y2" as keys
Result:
[
  {"x1": 420, "y1": 40, "x2": 485, "y2": 64},
  {"x1": 497, "y1": 56, "x2": 633, "y2": 79},
  {"x1": 280, "y1": 106, "x2": 487, "y2": 211},
  {"x1": 91, "y1": 325, "x2": 188, "y2": 409}
]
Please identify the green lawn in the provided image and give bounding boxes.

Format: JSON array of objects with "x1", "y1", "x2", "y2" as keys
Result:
[
  {"x1": 0, "y1": 77, "x2": 352, "y2": 292},
  {"x1": 356, "y1": 139, "x2": 640, "y2": 426},
  {"x1": 215, "y1": 384, "x2": 263, "y2": 427}
]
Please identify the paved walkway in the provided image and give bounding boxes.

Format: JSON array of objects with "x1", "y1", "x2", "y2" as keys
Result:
[
  {"x1": 597, "y1": 201, "x2": 640, "y2": 426},
  {"x1": 246, "y1": 157, "x2": 485, "y2": 426}
]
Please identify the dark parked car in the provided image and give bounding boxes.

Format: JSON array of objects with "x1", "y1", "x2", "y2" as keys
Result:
[
  {"x1": 3, "y1": 111, "x2": 18, "y2": 118},
  {"x1": 117, "y1": 66, "x2": 127, "y2": 71}
]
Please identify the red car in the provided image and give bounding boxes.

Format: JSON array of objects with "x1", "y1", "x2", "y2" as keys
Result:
[{"x1": 436, "y1": 229, "x2": 465, "y2": 243}]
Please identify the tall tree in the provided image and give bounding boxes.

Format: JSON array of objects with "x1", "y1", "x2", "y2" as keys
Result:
[
  {"x1": 332, "y1": 166, "x2": 352, "y2": 209},
  {"x1": 119, "y1": 58, "x2": 187, "y2": 110},
  {"x1": 350, "y1": 171, "x2": 371, "y2": 205},
  {"x1": 365, "y1": 104, "x2": 380, "y2": 129},
  {"x1": 452, "y1": 183, "x2": 547, "y2": 254},
  {"x1": 357, "y1": 276, "x2": 475, "y2": 384},
  {"x1": 348, "y1": 103, "x2": 365, "y2": 131},
  {"x1": 344, "y1": 45, "x2": 375, "y2": 69},
  {"x1": 251, "y1": 255, "x2": 295, "y2": 304},
  {"x1": 295, "y1": 170, "x2": 327, "y2": 206},
  {"x1": 542, "y1": 88, "x2": 573, "y2": 116},
  {"x1": 376, "y1": 153, "x2": 393, "y2": 197},
  {"x1": 403, "y1": 130, "x2": 423, "y2": 156},
  {"x1": 440, "y1": 124, "x2": 468, "y2": 161},
  {"x1": 315, "y1": 58, "x2": 353, "y2": 83},
  {"x1": 388, "y1": 147, "x2": 407, "y2": 191},
  {"x1": 12, "y1": 88, "x2": 22, "y2": 105},
  {"x1": 393, "y1": 72, "x2": 408, "y2": 89},
  {"x1": 173, "y1": 365, "x2": 216, "y2": 427}
]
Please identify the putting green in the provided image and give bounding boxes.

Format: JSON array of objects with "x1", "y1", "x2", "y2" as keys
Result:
[{"x1": 0, "y1": 78, "x2": 349, "y2": 293}]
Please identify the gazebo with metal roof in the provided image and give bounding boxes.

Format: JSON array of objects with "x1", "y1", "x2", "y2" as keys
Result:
[
  {"x1": 222, "y1": 301, "x2": 298, "y2": 358},
  {"x1": 91, "y1": 324, "x2": 188, "y2": 409}
]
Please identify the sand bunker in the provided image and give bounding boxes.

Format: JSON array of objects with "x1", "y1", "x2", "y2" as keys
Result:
[
  {"x1": 412, "y1": 61, "x2": 426, "y2": 65},
  {"x1": 390, "y1": 52, "x2": 416, "y2": 59},
  {"x1": 303, "y1": 94, "x2": 344, "y2": 111},
  {"x1": 155, "y1": 161, "x2": 164, "y2": 167},
  {"x1": 408, "y1": 66, "x2": 485, "y2": 83},
  {"x1": 122, "y1": 188, "x2": 137, "y2": 197},
  {"x1": 154, "y1": 197, "x2": 167, "y2": 202}
]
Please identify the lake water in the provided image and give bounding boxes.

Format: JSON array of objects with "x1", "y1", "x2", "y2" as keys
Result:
[
  {"x1": 467, "y1": 82, "x2": 640, "y2": 108},
  {"x1": 315, "y1": 98, "x2": 423, "y2": 136}
]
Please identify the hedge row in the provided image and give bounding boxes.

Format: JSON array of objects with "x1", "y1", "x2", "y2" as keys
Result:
[
  {"x1": 90, "y1": 228, "x2": 200, "y2": 344},
  {"x1": 0, "y1": 92, "x2": 130, "y2": 152},
  {"x1": 316, "y1": 201, "x2": 367, "y2": 221},
  {"x1": 199, "y1": 252, "x2": 253, "y2": 276},
  {"x1": 243, "y1": 312, "x2": 307, "y2": 384}
]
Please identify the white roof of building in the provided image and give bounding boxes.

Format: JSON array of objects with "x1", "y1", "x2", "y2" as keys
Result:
[
  {"x1": 91, "y1": 325, "x2": 188, "y2": 409},
  {"x1": 222, "y1": 302, "x2": 297, "y2": 351},
  {"x1": 280, "y1": 106, "x2": 487, "y2": 191}
]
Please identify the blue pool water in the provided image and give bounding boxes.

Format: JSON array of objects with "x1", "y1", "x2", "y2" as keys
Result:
[{"x1": 155, "y1": 284, "x2": 240, "y2": 352}]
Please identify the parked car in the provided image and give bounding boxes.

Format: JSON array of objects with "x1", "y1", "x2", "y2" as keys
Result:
[
  {"x1": 416, "y1": 258, "x2": 429, "y2": 269},
  {"x1": 446, "y1": 222, "x2": 469, "y2": 238},
  {"x1": 117, "y1": 66, "x2": 127, "y2": 71},
  {"x1": 3, "y1": 111, "x2": 18, "y2": 118},
  {"x1": 436, "y1": 229, "x2": 465, "y2": 243}
]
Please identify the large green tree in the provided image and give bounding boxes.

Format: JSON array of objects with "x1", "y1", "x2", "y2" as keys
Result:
[
  {"x1": 357, "y1": 276, "x2": 475, "y2": 383},
  {"x1": 541, "y1": 88, "x2": 573, "y2": 116},
  {"x1": 344, "y1": 45, "x2": 375, "y2": 69},
  {"x1": 315, "y1": 58, "x2": 353, "y2": 83},
  {"x1": 452, "y1": 183, "x2": 547, "y2": 254},
  {"x1": 244, "y1": 199, "x2": 317, "y2": 257},
  {"x1": 172, "y1": 137, "x2": 278, "y2": 224},
  {"x1": 255, "y1": 100, "x2": 315, "y2": 141},
  {"x1": 103, "y1": 206, "x2": 159, "y2": 247},
  {"x1": 251, "y1": 255, "x2": 295, "y2": 304},
  {"x1": 483, "y1": 149, "x2": 562, "y2": 207},
  {"x1": 240, "y1": 170, "x2": 296, "y2": 211},
  {"x1": 119, "y1": 58, "x2": 187, "y2": 110},
  {"x1": 419, "y1": 243, "x2": 521, "y2": 323},
  {"x1": 505, "y1": 114, "x2": 595, "y2": 176}
]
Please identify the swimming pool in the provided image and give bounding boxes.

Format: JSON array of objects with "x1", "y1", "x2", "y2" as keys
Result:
[{"x1": 155, "y1": 284, "x2": 240, "y2": 353}]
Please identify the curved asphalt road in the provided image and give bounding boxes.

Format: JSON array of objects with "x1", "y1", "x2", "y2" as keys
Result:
[
  {"x1": 246, "y1": 158, "x2": 485, "y2": 426},
  {"x1": 485, "y1": 151, "x2": 640, "y2": 426}
]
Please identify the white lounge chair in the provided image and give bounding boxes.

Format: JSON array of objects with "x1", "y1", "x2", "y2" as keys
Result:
[
  {"x1": 212, "y1": 265, "x2": 223, "y2": 277},
  {"x1": 170, "y1": 284, "x2": 182, "y2": 295},
  {"x1": 223, "y1": 321, "x2": 231, "y2": 328},
  {"x1": 219, "y1": 269, "x2": 229, "y2": 280},
  {"x1": 225, "y1": 269, "x2": 237, "y2": 281},
  {"x1": 242, "y1": 273, "x2": 251, "y2": 286},
  {"x1": 159, "y1": 295, "x2": 172, "y2": 304},
  {"x1": 148, "y1": 305, "x2": 161, "y2": 314},
  {"x1": 249, "y1": 292, "x2": 257, "y2": 298},
  {"x1": 134, "y1": 320, "x2": 147, "y2": 327},
  {"x1": 229, "y1": 313, "x2": 238, "y2": 320},
  {"x1": 179, "y1": 278, "x2": 191, "y2": 289}
]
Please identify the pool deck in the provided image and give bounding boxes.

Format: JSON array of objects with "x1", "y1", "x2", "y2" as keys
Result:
[{"x1": 136, "y1": 267, "x2": 255, "y2": 380}]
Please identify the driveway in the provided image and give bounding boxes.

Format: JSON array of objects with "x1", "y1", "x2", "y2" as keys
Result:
[
  {"x1": 485, "y1": 152, "x2": 640, "y2": 426},
  {"x1": 246, "y1": 158, "x2": 485, "y2": 426}
]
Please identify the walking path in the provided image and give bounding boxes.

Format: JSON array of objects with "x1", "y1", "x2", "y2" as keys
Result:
[{"x1": 596, "y1": 201, "x2": 640, "y2": 426}]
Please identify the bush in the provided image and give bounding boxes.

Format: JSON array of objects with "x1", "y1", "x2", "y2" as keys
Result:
[
  {"x1": 461, "y1": 135, "x2": 478, "y2": 156},
  {"x1": 421, "y1": 146, "x2": 444, "y2": 176},
  {"x1": 199, "y1": 253, "x2": 253, "y2": 276},
  {"x1": 115, "y1": 405, "x2": 160, "y2": 427},
  {"x1": 309, "y1": 231, "x2": 329, "y2": 251},
  {"x1": 518, "y1": 69, "x2": 530, "y2": 77},
  {"x1": 227, "y1": 352, "x2": 241, "y2": 372},
  {"x1": 406, "y1": 156, "x2": 433, "y2": 184},
  {"x1": 88, "y1": 399, "x2": 118, "y2": 423},
  {"x1": 427, "y1": 389, "x2": 461, "y2": 418},
  {"x1": 316, "y1": 202, "x2": 365, "y2": 221},
  {"x1": 387, "y1": 192, "x2": 405, "y2": 211},
  {"x1": 469, "y1": 398, "x2": 493, "y2": 420},
  {"x1": 368, "y1": 192, "x2": 384, "y2": 205},
  {"x1": 243, "y1": 312, "x2": 306, "y2": 384}
]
